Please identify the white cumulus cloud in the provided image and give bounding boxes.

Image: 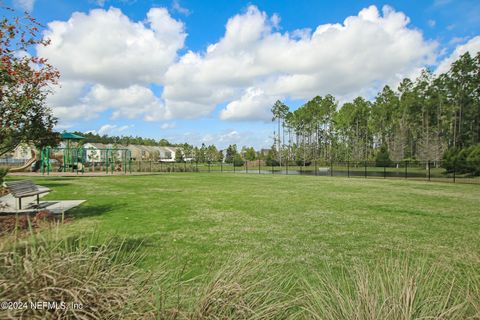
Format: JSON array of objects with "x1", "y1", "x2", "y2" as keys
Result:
[
  {"x1": 89, "y1": 123, "x2": 134, "y2": 136},
  {"x1": 44, "y1": 5, "x2": 444, "y2": 124},
  {"x1": 39, "y1": 7, "x2": 185, "y2": 87},
  {"x1": 41, "y1": 7, "x2": 185, "y2": 122},
  {"x1": 160, "y1": 122, "x2": 176, "y2": 129},
  {"x1": 436, "y1": 36, "x2": 480, "y2": 74},
  {"x1": 162, "y1": 5, "x2": 437, "y2": 121}
]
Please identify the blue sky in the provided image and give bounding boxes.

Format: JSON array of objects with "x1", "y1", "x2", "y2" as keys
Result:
[{"x1": 7, "y1": 0, "x2": 480, "y2": 148}]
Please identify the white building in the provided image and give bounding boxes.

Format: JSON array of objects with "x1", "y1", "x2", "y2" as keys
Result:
[{"x1": 83, "y1": 142, "x2": 107, "y2": 163}]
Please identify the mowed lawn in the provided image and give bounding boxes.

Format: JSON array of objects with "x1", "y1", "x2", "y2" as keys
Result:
[{"x1": 9, "y1": 173, "x2": 480, "y2": 277}]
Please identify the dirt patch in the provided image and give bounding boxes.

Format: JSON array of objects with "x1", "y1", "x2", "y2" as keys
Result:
[{"x1": 0, "y1": 210, "x2": 71, "y2": 236}]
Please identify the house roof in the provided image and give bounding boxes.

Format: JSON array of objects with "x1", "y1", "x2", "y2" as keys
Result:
[{"x1": 84, "y1": 142, "x2": 106, "y2": 149}]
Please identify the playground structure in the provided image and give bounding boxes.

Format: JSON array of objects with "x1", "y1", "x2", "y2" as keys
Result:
[
  {"x1": 36, "y1": 132, "x2": 131, "y2": 175},
  {"x1": 8, "y1": 149, "x2": 37, "y2": 173},
  {"x1": 6, "y1": 132, "x2": 133, "y2": 175},
  {"x1": 40, "y1": 146, "x2": 132, "y2": 175}
]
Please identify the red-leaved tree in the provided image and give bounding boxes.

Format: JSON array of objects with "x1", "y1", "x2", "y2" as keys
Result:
[{"x1": 0, "y1": 7, "x2": 60, "y2": 156}]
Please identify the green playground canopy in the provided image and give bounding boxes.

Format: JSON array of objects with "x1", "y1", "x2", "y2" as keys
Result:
[{"x1": 61, "y1": 132, "x2": 85, "y2": 140}]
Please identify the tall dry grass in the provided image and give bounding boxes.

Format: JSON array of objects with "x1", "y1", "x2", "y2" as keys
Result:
[
  {"x1": 1, "y1": 227, "x2": 479, "y2": 319},
  {"x1": 188, "y1": 259, "x2": 300, "y2": 319},
  {"x1": 0, "y1": 230, "x2": 161, "y2": 319},
  {"x1": 300, "y1": 258, "x2": 479, "y2": 320}
]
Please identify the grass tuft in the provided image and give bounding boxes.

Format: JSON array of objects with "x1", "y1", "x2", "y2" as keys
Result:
[
  {"x1": 0, "y1": 232, "x2": 159, "y2": 319},
  {"x1": 301, "y1": 258, "x2": 477, "y2": 320},
  {"x1": 189, "y1": 258, "x2": 299, "y2": 319}
]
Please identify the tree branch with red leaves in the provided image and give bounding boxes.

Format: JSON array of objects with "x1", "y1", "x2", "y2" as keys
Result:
[{"x1": 0, "y1": 7, "x2": 60, "y2": 156}]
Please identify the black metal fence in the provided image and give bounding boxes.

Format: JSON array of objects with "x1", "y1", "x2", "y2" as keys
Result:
[
  {"x1": 123, "y1": 160, "x2": 480, "y2": 185},
  {"x1": 0, "y1": 158, "x2": 29, "y2": 167}
]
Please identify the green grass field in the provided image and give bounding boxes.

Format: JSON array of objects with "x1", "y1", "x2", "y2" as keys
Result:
[
  {"x1": 9, "y1": 173, "x2": 480, "y2": 275},
  {"x1": 3, "y1": 173, "x2": 480, "y2": 318}
]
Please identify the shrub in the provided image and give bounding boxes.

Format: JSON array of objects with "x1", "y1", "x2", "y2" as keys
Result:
[
  {"x1": 233, "y1": 154, "x2": 244, "y2": 167},
  {"x1": 375, "y1": 145, "x2": 392, "y2": 167},
  {"x1": 443, "y1": 147, "x2": 458, "y2": 172},
  {"x1": 266, "y1": 158, "x2": 279, "y2": 166},
  {"x1": 0, "y1": 167, "x2": 8, "y2": 185},
  {"x1": 443, "y1": 145, "x2": 480, "y2": 175},
  {"x1": 466, "y1": 145, "x2": 480, "y2": 175}
]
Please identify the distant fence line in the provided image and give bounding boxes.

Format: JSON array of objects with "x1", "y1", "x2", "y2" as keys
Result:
[
  {"x1": 0, "y1": 158, "x2": 29, "y2": 167},
  {"x1": 115, "y1": 160, "x2": 477, "y2": 184}
]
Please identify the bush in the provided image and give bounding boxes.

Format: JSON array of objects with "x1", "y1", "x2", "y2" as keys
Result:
[
  {"x1": 443, "y1": 145, "x2": 480, "y2": 175},
  {"x1": 0, "y1": 167, "x2": 8, "y2": 185},
  {"x1": 266, "y1": 158, "x2": 279, "y2": 166},
  {"x1": 466, "y1": 145, "x2": 480, "y2": 175},
  {"x1": 233, "y1": 154, "x2": 244, "y2": 167},
  {"x1": 375, "y1": 145, "x2": 392, "y2": 167}
]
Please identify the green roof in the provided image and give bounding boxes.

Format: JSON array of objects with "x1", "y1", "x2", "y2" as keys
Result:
[{"x1": 61, "y1": 132, "x2": 85, "y2": 140}]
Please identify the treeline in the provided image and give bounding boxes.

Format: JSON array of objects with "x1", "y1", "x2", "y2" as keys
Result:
[
  {"x1": 74, "y1": 131, "x2": 176, "y2": 147},
  {"x1": 73, "y1": 52, "x2": 479, "y2": 170},
  {"x1": 269, "y1": 51, "x2": 480, "y2": 167}
]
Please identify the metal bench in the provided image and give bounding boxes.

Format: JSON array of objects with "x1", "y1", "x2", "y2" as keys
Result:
[{"x1": 5, "y1": 180, "x2": 51, "y2": 209}]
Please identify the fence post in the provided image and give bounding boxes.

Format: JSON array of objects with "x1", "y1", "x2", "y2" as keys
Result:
[
  {"x1": 221, "y1": 161, "x2": 223, "y2": 173},
  {"x1": 272, "y1": 162, "x2": 274, "y2": 174},
  {"x1": 258, "y1": 159, "x2": 261, "y2": 174},
  {"x1": 330, "y1": 159, "x2": 333, "y2": 177},
  {"x1": 184, "y1": 161, "x2": 186, "y2": 172},
  {"x1": 453, "y1": 161, "x2": 456, "y2": 183},
  {"x1": 286, "y1": 159, "x2": 288, "y2": 175},
  {"x1": 364, "y1": 161, "x2": 367, "y2": 178},
  {"x1": 315, "y1": 159, "x2": 317, "y2": 176},
  {"x1": 173, "y1": 161, "x2": 175, "y2": 172},
  {"x1": 405, "y1": 161, "x2": 408, "y2": 179},
  {"x1": 234, "y1": 162, "x2": 236, "y2": 173},
  {"x1": 245, "y1": 160, "x2": 248, "y2": 174},
  {"x1": 347, "y1": 161, "x2": 350, "y2": 178},
  {"x1": 427, "y1": 161, "x2": 431, "y2": 181},
  {"x1": 196, "y1": 160, "x2": 198, "y2": 172},
  {"x1": 383, "y1": 165, "x2": 386, "y2": 179}
]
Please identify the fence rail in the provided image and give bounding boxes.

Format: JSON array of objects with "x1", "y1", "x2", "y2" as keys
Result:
[
  {"x1": 27, "y1": 158, "x2": 479, "y2": 184},
  {"x1": 120, "y1": 160, "x2": 479, "y2": 185},
  {"x1": 0, "y1": 158, "x2": 29, "y2": 167}
]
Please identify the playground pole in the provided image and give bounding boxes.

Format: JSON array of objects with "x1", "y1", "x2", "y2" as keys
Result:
[
  {"x1": 41, "y1": 148, "x2": 45, "y2": 175},
  {"x1": 46, "y1": 148, "x2": 51, "y2": 175},
  {"x1": 111, "y1": 150, "x2": 115, "y2": 174},
  {"x1": 76, "y1": 149, "x2": 79, "y2": 175}
]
